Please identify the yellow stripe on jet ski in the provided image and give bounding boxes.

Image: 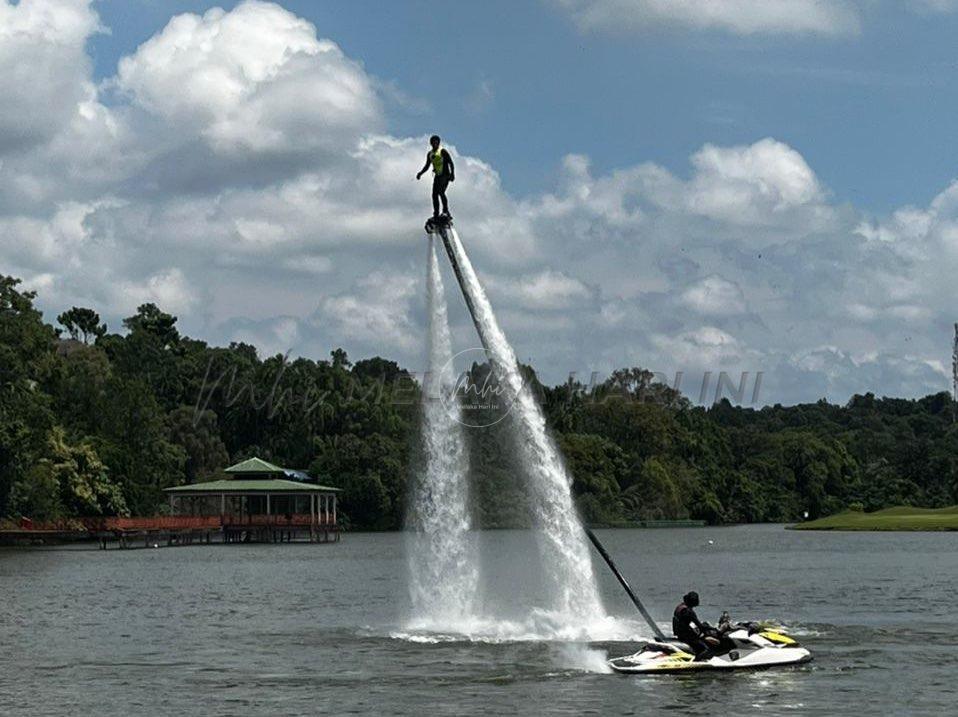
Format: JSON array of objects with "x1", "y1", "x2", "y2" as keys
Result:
[
  {"x1": 759, "y1": 631, "x2": 797, "y2": 645},
  {"x1": 652, "y1": 661, "x2": 709, "y2": 670}
]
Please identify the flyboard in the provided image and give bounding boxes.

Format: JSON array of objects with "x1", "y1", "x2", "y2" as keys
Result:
[{"x1": 585, "y1": 529, "x2": 812, "y2": 674}]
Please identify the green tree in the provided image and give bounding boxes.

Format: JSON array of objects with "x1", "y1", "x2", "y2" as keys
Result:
[
  {"x1": 57, "y1": 307, "x2": 106, "y2": 344},
  {"x1": 558, "y1": 433, "x2": 626, "y2": 522},
  {"x1": 93, "y1": 377, "x2": 186, "y2": 513},
  {"x1": 622, "y1": 457, "x2": 687, "y2": 521},
  {"x1": 6, "y1": 272, "x2": 958, "y2": 529},
  {"x1": 0, "y1": 276, "x2": 57, "y2": 516},
  {"x1": 122, "y1": 303, "x2": 180, "y2": 347},
  {"x1": 10, "y1": 427, "x2": 127, "y2": 519},
  {"x1": 107, "y1": 303, "x2": 186, "y2": 411},
  {"x1": 48, "y1": 342, "x2": 111, "y2": 436},
  {"x1": 338, "y1": 472, "x2": 390, "y2": 529},
  {"x1": 167, "y1": 406, "x2": 230, "y2": 483},
  {"x1": 310, "y1": 433, "x2": 406, "y2": 529}
]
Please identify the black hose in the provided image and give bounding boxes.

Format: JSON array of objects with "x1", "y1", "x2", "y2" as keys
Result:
[
  {"x1": 436, "y1": 228, "x2": 490, "y2": 353},
  {"x1": 585, "y1": 528, "x2": 667, "y2": 641}
]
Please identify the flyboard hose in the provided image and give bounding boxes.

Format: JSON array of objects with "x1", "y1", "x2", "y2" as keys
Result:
[
  {"x1": 585, "y1": 528, "x2": 667, "y2": 641},
  {"x1": 435, "y1": 227, "x2": 490, "y2": 353}
]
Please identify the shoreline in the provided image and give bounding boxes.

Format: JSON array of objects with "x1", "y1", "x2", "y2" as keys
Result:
[{"x1": 790, "y1": 506, "x2": 958, "y2": 532}]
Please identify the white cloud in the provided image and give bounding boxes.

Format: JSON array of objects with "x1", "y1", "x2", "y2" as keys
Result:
[
  {"x1": 228, "y1": 316, "x2": 302, "y2": 358},
  {"x1": 281, "y1": 255, "x2": 333, "y2": 275},
  {"x1": 784, "y1": 346, "x2": 945, "y2": 400},
  {"x1": 0, "y1": 0, "x2": 102, "y2": 153},
  {"x1": 680, "y1": 275, "x2": 747, "y2": 316},
  {"x1": 686, "y1": 138, "x2": 832, "y2": 229},
  {"x1": 551, "y1": 0, "x2": 860, "y2": 36},
  {"x1": 488, "y1": 270, "x2": 593, "y2": 310},
  {"x1": 514, "y1": 135, "x2": 958, "y2": 403},
  {"x1": 1, "y1": 0, "x2": 954, "y2": 407},
  {"x1": 0, "y1": 0, "x2": 134, "y2": 216},
  {"x1": 317, "y1": 271, "x2": 421, "y2": 353},
  {"x1": 118, "y1": 268, "x2": 197, "y2": 316},
  {"x1": 912, "y1": 0, "x2": 958, "y2": 12},
  {"x1": 115, "y1": 1, "x2": 381, "y2": 154},
  {"x1": 651, "y1": 326, "x2": 753, "y2": 368}
]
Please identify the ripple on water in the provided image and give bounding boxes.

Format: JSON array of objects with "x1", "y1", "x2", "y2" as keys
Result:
[{"x1": 3, "y1": 527, "x2": 957, "y2": 715}]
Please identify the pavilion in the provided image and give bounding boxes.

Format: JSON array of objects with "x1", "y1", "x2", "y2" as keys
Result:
[{"x1": 164, "y1": 457, "x2": 340, "y2": 543}]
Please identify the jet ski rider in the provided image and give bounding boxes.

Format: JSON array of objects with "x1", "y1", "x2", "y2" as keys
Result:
[
  {"x1": 673, "y1": 591, "x2": 717, "y2": 660},
  {"x1": 416, "y1": 134, "x2": 455, "y2": 219}
]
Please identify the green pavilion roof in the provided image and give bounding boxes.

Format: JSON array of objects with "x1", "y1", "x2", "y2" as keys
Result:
[
  {"x1": 164, "y1": 479, "x2": 340, "y2": 494},
  {"x1": 224, "y1": 457, "x2": 286, "y2": 475}
]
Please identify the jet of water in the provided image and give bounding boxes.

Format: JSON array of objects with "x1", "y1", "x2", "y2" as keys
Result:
[
  {"x1": 442, "y1": 228, "x2": 605, "y2": 622},
  {"x1": 406, "y1": 237, "x2": 478, "y2": 628}
]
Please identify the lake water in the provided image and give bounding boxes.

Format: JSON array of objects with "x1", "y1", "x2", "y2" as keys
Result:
[{"x1": 2, "y1": 524, "x2": 956, "y2": 716}]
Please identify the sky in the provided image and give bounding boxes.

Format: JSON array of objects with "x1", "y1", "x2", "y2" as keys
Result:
[{"x1": 3, "y1": 0, "x2": 958, "y2": 406}]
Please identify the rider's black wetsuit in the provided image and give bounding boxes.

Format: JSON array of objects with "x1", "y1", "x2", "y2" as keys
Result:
[{"x1": 673, "y1": 601, "x2": 710, "y2": 659}]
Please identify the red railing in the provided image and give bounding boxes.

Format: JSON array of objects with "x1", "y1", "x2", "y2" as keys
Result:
[
  {"x1": 14, "y1": 514, "x2": 336, "y2": 532},
  {"x1": 223, "y1": 513, "x2": 326, "y2": 527}
]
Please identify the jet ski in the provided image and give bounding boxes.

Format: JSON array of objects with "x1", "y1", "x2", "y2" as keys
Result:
[
  {"x1": 425, "y1": 213, "x2": 453, "y2": 234},
  {"x1": 608, "y1": 620, "x2": 812, "y2": 674}
]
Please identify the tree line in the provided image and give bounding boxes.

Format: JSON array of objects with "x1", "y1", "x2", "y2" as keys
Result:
[{"x1": 2, "y1": 274, "x2": 957, "y2": 529}]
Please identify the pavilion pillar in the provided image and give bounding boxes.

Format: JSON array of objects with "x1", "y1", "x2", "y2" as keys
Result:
[
  {"x1": 266, "y1": 494, "x2": 271, "y2": 516},
  {"x1": 332, "y1": 495, "x2": 337, "y2": 526},
  {"x1": 220, "y1": 493, "x2": 225, "y2": 516}
]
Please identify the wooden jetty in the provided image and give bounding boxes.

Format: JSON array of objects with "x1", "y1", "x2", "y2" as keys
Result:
[{"x1": 1, "y1": 457, "x2": 341, "y2": 548}]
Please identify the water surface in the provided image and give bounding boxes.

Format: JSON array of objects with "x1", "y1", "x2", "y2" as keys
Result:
[{"x1": 2, "y1": 525, "x2": 955, "y2": 715}]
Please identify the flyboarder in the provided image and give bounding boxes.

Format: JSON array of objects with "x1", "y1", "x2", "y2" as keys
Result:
[
  {"x1": 417, "y1": 134, "x2": 455, "y2": 221},
  {"x1": 673, "y1": 591, "x2": 719, "y2": 660}
]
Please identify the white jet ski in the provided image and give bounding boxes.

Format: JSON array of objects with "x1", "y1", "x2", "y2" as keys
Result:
[
  {"x1": 608, "y1": 621, "x2": 812, "y2": 674},
  {"x1": 582, "y1": 530, "x2": 813, "y2": 674}
]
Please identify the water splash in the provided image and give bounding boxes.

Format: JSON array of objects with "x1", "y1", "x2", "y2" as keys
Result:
[
  {"x1": 554, "y1": 644, "x2": 614, "y2": 674},
  {"x1": 406, "y1": 238, "x2": 478, "y2": 628},
  {"x1": 443, "y1": 228, "x2": 605, "y2": 622},
  {"x1": 392, "y1": 611, "x2": 643, "y2": 644}
]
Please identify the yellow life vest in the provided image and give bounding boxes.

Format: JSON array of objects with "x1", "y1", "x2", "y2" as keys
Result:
[{"x1": 431, "y1": 147, "x2": 444, "y2": 175}]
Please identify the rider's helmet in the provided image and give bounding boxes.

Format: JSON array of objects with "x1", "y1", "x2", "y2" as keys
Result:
[{"x1": 683, "y1": 591, "x2": 700, "y2": 607}]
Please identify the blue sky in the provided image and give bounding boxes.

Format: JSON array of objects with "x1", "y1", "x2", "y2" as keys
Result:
[
  {"x1": 87, "y1": 0, "x2": 958, "y2": 212},
  {"x1": 4, "y1": 0, "x2": 958, "y2": 406}
]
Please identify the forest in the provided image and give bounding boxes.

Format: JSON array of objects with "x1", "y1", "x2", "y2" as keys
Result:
[{"x1": 3, "y1": 273, "x2": 957, "y2": 530}]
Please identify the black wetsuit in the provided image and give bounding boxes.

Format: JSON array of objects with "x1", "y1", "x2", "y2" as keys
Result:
[
  {"x1": 428, "y1": 148, "x2": 454, "y2": 217},
  {"x1": 673, "y1": 602, "x2": 709, "y2": 659}
]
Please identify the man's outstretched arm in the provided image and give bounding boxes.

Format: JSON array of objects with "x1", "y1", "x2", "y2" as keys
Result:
[{"x1": 416, "y1": 153, "x2": 431, "y2": 180}]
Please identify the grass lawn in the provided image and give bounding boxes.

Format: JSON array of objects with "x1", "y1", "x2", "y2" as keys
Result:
[{"x1": 790, "y1": 505, "x2": 958, "y2": 531}]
